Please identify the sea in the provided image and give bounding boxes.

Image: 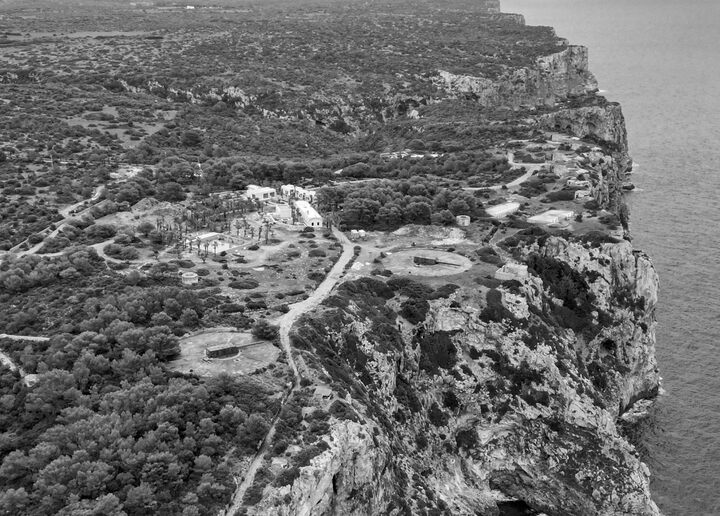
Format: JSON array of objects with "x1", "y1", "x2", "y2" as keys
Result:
[{"x1": 501, "y1": 0, "x2": 720, "y2": 513}]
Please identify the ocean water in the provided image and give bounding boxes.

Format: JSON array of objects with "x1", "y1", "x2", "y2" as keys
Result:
[{"x1": 501, "y1": 1, "x2": 720, "y2": 514}]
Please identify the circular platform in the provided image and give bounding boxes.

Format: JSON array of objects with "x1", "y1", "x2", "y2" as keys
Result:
[{"x1": 383, "y1": 249, "x2": 472, "y2": 277}]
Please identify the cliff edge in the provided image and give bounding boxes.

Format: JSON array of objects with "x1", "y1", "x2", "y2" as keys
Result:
[{"x1": 219, "y1": 4, "x2": 660, "y2": 516}]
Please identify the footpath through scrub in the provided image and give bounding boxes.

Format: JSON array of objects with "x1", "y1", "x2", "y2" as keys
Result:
[{"x1": 223, "y1": 226, "x2": 355, "y2": 515}]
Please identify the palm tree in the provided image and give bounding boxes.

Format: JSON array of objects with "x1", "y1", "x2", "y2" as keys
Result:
[{"x1": 264, "y1": 220, "x2": 272, "y2": 244}]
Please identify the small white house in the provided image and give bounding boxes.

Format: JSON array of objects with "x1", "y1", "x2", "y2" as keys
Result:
[
  {"x1": 567, "y1": 179, "x2": 591, "y2": 188},
  {"x1": 195, "y1": 232, "x2": 223, "y2": 243},
  {"x1": 182, "y1": 272, "x2": 199, "y2": 285},
  {"x1": 282, "y1": 185, "x2": 316, "y2": 203},
  {"x1": 245, "y1": 185, "x2": 277, "y2": 202},
  {"x1": 456, "y1": 215, "x2": 471, "y2": 227},
  {"x1": 270, "y1": 202, "x2": 292, "y2": 220},
  {"x1": 574, "y1": 190, "x2": 593, "y2": 200},
  {"x1": 294, "y1": 200, "x2": 323, "y2": 228},
  {"x1": 528, "y1": 209, "x2": 574, "y2": 225},
  {"x1": 486, "y1": 202, "x2": 520, "y2": 219}
]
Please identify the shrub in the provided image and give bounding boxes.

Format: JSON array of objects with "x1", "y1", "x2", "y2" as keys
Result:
[
  {"x1": 400, "y1": 298, "x2": 430, "y2": 324},
  {"x1": 229, "y1": 279, "x2": 260, "y2": 289},
  {"x1": 308, "y1": 249, "x2": 326, "y2": 257},
  {"x1": 251, "y1": 319, "x2": 278, "y2": 340},
  {"x1": 274, "y1": 466, "x2": 300, "y2": 487},
  {"x1": 220, "y1": 303, "x2": 244, "y2": 313},
  {"x1": 307, "y1": 271, "x2": 325, "y2": 282},
  {"x1": 429, "y1": 284, "x2": 460, "y2": 300},
  {"x1": 545, "y1": 189, "x2": 576, "y2": 202},
  {"x1": 328, "y1": 400, "x2": 359, "y2": 422},
  {"x1": 428, "y1": 402, "x2": 449, "y2": 427},
  {"x1": 417, "y1": 331, "x2": 457, "y2": 374}
]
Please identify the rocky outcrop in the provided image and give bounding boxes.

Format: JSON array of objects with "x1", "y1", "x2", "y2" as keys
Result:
[
  {"x1": 267, "y1": 222, "x2": 661, "y2": 515},
  {"x1": 434, "y1": 46, "x2": 598, "y2": 108},
  {"x1": 254, "y1": 421, "x2": 394, "y2": 516},
  {"x1": 539, "y1": 103, "x2": 628, "y2": 151}
]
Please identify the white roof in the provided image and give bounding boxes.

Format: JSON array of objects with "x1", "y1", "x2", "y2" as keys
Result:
[
  {"x1": 247, "y1": 185, "x2": 275, "y2": 193},
  {"x1": 196, "y1": 232, "x2": 222, "y2": 240},
  {"x1": 486, "y1": 202, "x2": 520, "y2": 218},
  {"x1": 528, "y1": 209, "x2": 574, "y2": 224},
  {"x1": 295, "y1": 200, "x2": 321, "y2": 219}
]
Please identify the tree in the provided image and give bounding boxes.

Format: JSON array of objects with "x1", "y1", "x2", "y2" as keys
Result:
[
  {"x1": 137, "y1": 221, "x2": 155, "y2": 237},
  {"x1": 181, "y1": 130, "x2": 203, "y2": 147},
  {"x1": 251, "y1": 319, "x2": 279, "y2": 340},
  {"x1": 431, "y1": 209, "x2": 456, "y2": 226},
  {"x1": 404, "y1": 202, "x2": 432, "y2": 225},
  {"x1": 179, "y1": 308, "x2": 200, "y2": 328},
  {"x1": 156, "y1": 182, "x2": 187, "y2": 202}
]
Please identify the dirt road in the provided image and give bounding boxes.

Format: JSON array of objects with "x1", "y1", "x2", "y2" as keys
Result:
[{"x1": 223, "y1": 226, "x2": 355, "y2": 515}]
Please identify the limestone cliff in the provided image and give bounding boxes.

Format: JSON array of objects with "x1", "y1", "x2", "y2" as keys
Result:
[
  {"x1": 253, "y1": 218, "x2": 660, "y2": 515},
  {"x1": 434, "y1": 46, "x2": 598, "y2": 108},
  {"x1": 107, "y1": 43, "x2": 599, "y2": 133},
  {"x1": 539, "y1": 103, "x2": 628, "y2": 151}
]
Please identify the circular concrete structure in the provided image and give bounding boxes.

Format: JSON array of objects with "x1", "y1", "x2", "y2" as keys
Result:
[
  {"x1": 171, "y1": 331, "x2": 279, "y2": 376},
  {"x1": 384, "y1": 249, "x2": 472, "y2": 277}
]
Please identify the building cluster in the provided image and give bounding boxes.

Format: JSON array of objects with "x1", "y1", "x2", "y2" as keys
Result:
[
  {"x1": 280, "y1": 185, "x2": 317, "y2": 203},
  {"x1": 244, "y1": 184, "x2": 323, "y2": 228}
]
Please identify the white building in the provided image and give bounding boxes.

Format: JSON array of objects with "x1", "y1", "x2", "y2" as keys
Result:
[
  {"x1": 294, "y1": 200, "x2": 323, "y2": 228},
  {"x1": 245, "y1": 185, "x2": 277, "y2": 202},
  {"x1": 574, "y1": 190, "x2": 593, "y2": 200},
  {"x1": 281, "y1": 185, "x2": 316, "y2": 203},
  {"x1": 528, "y1": 209, "x2": 575, "y2": 225},
  {"x1": 456, "y1": 215, "x2": 471, "y2": 227},
  {"x1": 182, "y1": 272, "x2": 199, "y2": 285},
  {"x1": 567, "y1": 179, "x2": 591, "y2": 188},
  {"x1": 269, "y1": 201, "x2": 292, "y2": 220},
  {"x1": 486, "y1": 202, "x2": 520, "y2": 219},
  {"x1": 494, "y1": 263, "x2": 529, "y2": 281},
  {"x1": 195, "y1": 232, "x2": 223, "y2": 243}
]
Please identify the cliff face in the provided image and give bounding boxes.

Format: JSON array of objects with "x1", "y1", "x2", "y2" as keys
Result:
[
  {"x1": 434, "y1": 46, "x2": 598, "y2": 108},
  {"x1": 539, "y1": 103, "x2": 628, "y2": 151},
  {"x1": 265, "y1": 225, "x2": 660, "y2": 515},
  {"x1": 109, "y1": 43, "x2": 599, "y2": 132}
]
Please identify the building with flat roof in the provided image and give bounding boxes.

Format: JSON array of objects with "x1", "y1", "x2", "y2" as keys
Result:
[
  {"x1": 294, "y1": 200, "x2": 323, "y2": 227},
  {"x1": 245, "y1": 185, "x2": 277, "y2": 202},
  {"x1": 486, "y1": 202, "x2": 520, "y2": 219},
  {"x1": 206, "y1": 344, "x2": 239, "y2": 359},
  {"x1": 195, "y1": 232, "x2": 223, "y2": 243},
  {"x1": 267, "y1": 201, "x2": 292, "y2": 221},
  {"x1": 281, "y1": 185, "x2": 317, "y2": 203},
  {"x1": 456, "y1": 215, "x2": 471, "y2": 226},
  {"x1": 181, "y1": 272, "x2": 199, "y2": 285},
  {"x1": 528, "y1": 209, "x2": 574, "y2": 225}
]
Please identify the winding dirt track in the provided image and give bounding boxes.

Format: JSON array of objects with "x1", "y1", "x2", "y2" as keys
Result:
[{"x1": 223, "y1": 227, "x2": 354, "y2": 515}]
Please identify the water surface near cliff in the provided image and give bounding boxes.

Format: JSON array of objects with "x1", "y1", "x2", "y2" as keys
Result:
[{"x1": 502, "y1": 0, "x2": 720, "y2": 513}]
